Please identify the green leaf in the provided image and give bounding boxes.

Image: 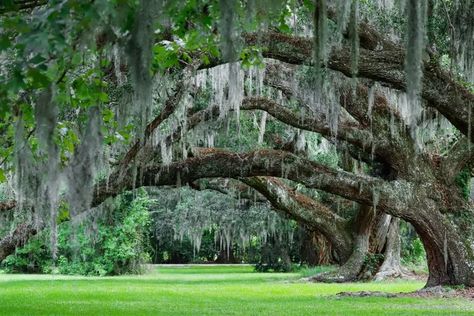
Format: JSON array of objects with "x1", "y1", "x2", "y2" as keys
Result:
[
  {"x1": 153, "y1": 44, "x2": 179, "y2": 71},
  {"x1": 102, "y1": 108, "x2": 114, "y2": 123},
  {"x1": 71, "y1": 53, "x2": 82, "y2": 65},
  {"x1": 98, "y1": 92, "x2": 109, "y2": 103},
  {"x1": 27, "y1": 68, "x2": 51, "y2": 88},
  {"x1": 0, "y1": 35, "x2": 11, "y2": 50},
  {"x1": 0, "y1": 169, "x2": 7, "y2": 183}
]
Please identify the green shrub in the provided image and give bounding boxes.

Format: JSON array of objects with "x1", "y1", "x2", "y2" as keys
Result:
[
  {"x1": 297, "y1": 265, "x2": 335, "y2": 278},
  {"x1": 402, "y1": 237, "x2": 426, "y2": 266},
  {"x1": 254, "y1": 236, "x2": 293, "y2": 272},
  {"x1": 1, "y1": 191, "x2": 151, "y2": 276},
  {"x1": 363, "y1": 253, "x2": 384, "y2": 275},
  {"x1": 2, "y1": 237, "x2": 52, "y2": 273}
]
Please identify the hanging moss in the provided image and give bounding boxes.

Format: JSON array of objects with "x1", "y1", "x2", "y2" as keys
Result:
[
  {"x1": 148, "y1": 187, "x2": 294, "y2": 258},
  {"x1": 336, "y1": 0, "x2": 352, "y2": 34},
  {"x1": 404, "y1": 0, "x2": 427, "y2": 130},
  {"x1": 218, "y1": 0, "x2": 238, "y2": 62},
  {"x1": 313, "y1": 0, "x2": 328, "y2": 70},
  {"x1": 451, "y1": 0, "x2": 474, "y2": 83},
  {"x1": 349, "y1": 0, "x2": 359, "y2": 79},
  {"x1": 65, "y1": 107, "x2": 103, "y2": 217},
  {"x1": 126, "y1": 0, "x2": 158, "y2": 137}
]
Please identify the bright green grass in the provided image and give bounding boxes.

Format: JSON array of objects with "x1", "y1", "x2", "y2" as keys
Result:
[{"x1": 1, "y1": 265, "x2": 473, "y2": 315}]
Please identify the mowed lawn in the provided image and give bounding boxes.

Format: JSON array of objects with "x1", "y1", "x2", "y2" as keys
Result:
[{"x1": 1, "y1": 265, "x2": 474, "y2": 315}]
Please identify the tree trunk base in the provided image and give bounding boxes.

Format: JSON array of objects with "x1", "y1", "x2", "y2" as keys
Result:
[
  {"x1": 374, "y1": 264, "x2": 412, "y2": 281},
  {"x1": 308, "y1": 269, "x2": 360, "y2": 283}
]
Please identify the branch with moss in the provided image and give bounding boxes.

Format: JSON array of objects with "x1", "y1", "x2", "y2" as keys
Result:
[
  {"x1": 241, "y1": 177, "x2": 353, "y2": 262},
  {"x1": 244, "y1": 32, "x2": 474, "y2": 140}
]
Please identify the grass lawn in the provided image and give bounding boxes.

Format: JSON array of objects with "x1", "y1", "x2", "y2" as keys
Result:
[{"x1": 1, "y1": 265, "x2": 473, "y2": 315}]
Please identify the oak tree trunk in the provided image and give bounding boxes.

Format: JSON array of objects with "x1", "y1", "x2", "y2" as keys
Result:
[
  {"x1": 409, "y1": 208, "x2": 474, "y2": 287},
  {"x1": 374, "y1": 217, "x2": 408, "y2": 280},
  {"x1": 311, "y1": 205, "x2": 375, "y2": 282}
]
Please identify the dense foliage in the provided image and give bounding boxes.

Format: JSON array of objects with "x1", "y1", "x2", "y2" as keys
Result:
[
  {"x1": 147, "y1": 187, "x2": 323, "y2": 271},
  {"x1": 1, "y1": 191, "x2": 151, "y2": 275}
]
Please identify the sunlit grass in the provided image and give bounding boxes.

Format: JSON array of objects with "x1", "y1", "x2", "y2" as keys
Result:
[{"x1": 0, "y1": 265, "x2": 473, "y2": 315}]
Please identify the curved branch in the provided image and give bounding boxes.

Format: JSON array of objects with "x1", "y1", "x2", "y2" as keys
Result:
[
  {"x1": 244, "y1": 32, "x2": 474, "y2": 139},
  {"x1": 241, "y1": 96, "x2": 371, "y2": 149},
  {"x1": 241, "y1": 177, "x2": 353, "y2": 262},
  {"x1": 190, "y1": 178, "x2": 268, "y2": 204},
  {"x1": 118, "y1": 62, "x2": 199, "y2": 166},
  {"x1": 93, "y1": 149, "x2": 412, "y2": 218},
  {"x1": 0, "y1": 149, "x2": 413, "y2": 262}
]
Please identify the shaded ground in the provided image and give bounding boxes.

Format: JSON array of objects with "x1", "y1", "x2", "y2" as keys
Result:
[
  {"x1": 336, "y1": 286, "x2": 474, "y2": 300},
  {"x1": 0, "y1": 265, "x2": 473, "y2": 315}
]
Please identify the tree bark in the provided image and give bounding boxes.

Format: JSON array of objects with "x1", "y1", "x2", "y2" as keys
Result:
[
  {"x1": 310, "y1": 205, "x2": 376, "y2": 282},
  {"x1": 374, "y1": 217, "x2": 408, "y2": 281},
  {"x1": 407, "y1": 207, "x2": 474, "y2": 287},
  {"x1": 300, "y1": 230, "x2": 334, "y2": 266},
  {"x1": 244, "y1": 31, "x2": 474, "y2": 139},
  {"x1": 241, "y1": 177, "x2": 353, "y2": 263}
]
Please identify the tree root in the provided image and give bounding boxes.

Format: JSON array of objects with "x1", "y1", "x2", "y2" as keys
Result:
[
  {"x1": 374, "y1": 264, "x2": 412, "y2": 281},
  {"x1": 307, "y1": 265, "x2": 362, "y2": 283},
  {"x1": 335, "y1": 285, "x2": 474, "y2": 299}
]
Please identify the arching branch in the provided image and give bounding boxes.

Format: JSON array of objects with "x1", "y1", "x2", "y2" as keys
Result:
[
  {"x1": 0, "y1": 147, "x2": 415, "y2": 262},
  {"x1": 241, "y1": 177, "x2": 353, "y2": 262},
  {"x1": 244, "y1": 32, "x2": 474, "y2": 139},
  {"x1": 190, "y1": 178, "x2": 268, "y2": 204},
  {"x1": 93, "y1": 149, "x2": 412, "y2": 218},
  {"x1": 241, "y1": 97, "x2": 370, "y2": 150}
]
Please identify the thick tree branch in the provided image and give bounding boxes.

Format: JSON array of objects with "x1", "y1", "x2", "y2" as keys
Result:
[
  {"x1": 241, "y1": 96, "x2": 369, "y2": 148},
  {"x1": 244, "y1": 32, "x2": 474, "y2": 139},
  {"x1": 93, "y1": 149, "x2": 412, "y2": 218},
  {"x1": 190, "y1": 178, "x2": 268, "y2": 204},
  {"x1": 118, "y1": 63, "x2": 199, "y2": 166},
  {"x1": 241, "y1": 176, "x2": 353, "y2": 262},
  {"x1": 339, "y1": 84, "x2": 419, "y2": 176},
  {"x1": 439, "y1": 138, "x2": 474, "y2": 186},
  {"x1": 326, "y1": 7, "x2": 399, "y2": 52}
]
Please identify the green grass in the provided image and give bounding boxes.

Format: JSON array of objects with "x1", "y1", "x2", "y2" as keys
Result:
[
  {"x1": 0, "y1": 265, "x2": 473, "y2": 315},
  {"x1": 297, "y1": 265, "x2": 335, "y2": 277}
]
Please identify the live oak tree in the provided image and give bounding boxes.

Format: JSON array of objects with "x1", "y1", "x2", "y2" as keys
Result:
[
  {"x1": 0, "y1": 0, "x2": 473, "y2": 287},
  {"x1": 202, "y1": 176, "x2": 406, "y2": 281}
]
